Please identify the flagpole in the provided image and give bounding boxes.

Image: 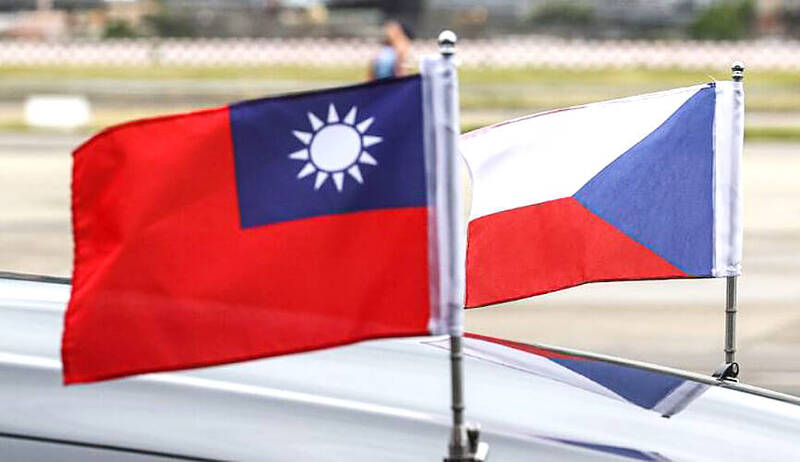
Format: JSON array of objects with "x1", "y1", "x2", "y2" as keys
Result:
[
  {"x1": 715, "y1": 61, "x2": 745, "y2": 382},
  {"x1": 724, "y1": 275, "x2": 738, "y2": 365},
  {"x1": 437, "y1": 30, "x2": 488, "y2": 462}
]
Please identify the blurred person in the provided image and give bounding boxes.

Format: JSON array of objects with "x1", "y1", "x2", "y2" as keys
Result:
[{"x1": 369, "y1": 20, "x2": 413, "y2": 80}]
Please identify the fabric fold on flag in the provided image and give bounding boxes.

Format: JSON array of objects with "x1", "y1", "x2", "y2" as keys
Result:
[
  {"x1": 63, "y1": 74, "x2": 452, "y2": 384},
  {"x1": 461, "y1": 82, "x2": 744, "y2": 308}
]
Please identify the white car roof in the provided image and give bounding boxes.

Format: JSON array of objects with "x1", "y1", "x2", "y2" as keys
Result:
[{"x1": 1, "y1": 275, "x2": 799, "y2": 461}]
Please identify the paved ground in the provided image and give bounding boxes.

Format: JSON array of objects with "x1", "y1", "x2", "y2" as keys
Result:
[{"x1": 1, "y1": 133, "x2": 799, "y2": 396}]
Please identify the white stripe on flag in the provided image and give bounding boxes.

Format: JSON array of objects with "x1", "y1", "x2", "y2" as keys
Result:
[{"x1": 460, "y1": 85, "x2": 707, "y2": 221}]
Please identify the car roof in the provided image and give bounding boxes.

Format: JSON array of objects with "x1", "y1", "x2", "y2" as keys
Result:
[{"x1": 1, "y1": 275, "x2": 799, "y2": 460}]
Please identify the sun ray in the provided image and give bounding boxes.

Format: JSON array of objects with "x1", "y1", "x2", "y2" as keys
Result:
[
  {"x1": 314, "y1": 171, "x2": 329, "y2": 190},
  {"x1": 343, "y1": 106, "x2": 357, "y2": 125},
  {"x1": 359, "y1": 151, "x2": 378, "y2": 165},
  {"x1": 356, "y1": 117, "x2": 373, "y2": 134},
  {"x1": 332, "y1": 172, "x2": 345, "y2": 191},
  {"x1": 327, "y1": 104, "x2": 339, "y2": 123},
  {"x1": 297, "y1": 162, "x2": 316, "y2": 179},
  {"x1": 307, "y1": 112, "x2": 324, "y2": 131},
  {"x1": 347, "y1": 165, "x2": 363, "y2": 183},
  {"x1": 293, "y1": 130, "x2": 312, "y2": 145},
  {"x1": 362, "y1": 135, "x2": 383, "y2": 148},
  {"x1": 288, "y1": 148, "x2": 309, "y2": 160}
]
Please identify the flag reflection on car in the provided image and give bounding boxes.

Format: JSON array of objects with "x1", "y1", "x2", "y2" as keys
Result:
[{"x1": 426, "y1": 333, "x2": 708, "y2": 418}]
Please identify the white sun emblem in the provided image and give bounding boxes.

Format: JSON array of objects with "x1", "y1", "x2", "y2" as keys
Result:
[{"x1": 288, "y1": 103, "x2": 383, "y2": 192}]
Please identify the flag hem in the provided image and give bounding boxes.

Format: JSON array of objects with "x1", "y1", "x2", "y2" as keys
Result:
[{"x1": 712, "y1": 81, "x2": 744, "y2": 277}]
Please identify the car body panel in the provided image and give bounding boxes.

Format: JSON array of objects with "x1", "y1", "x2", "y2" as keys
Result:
[{"x1": 1, "y1": 277, "x2": 799, "y2": 461}]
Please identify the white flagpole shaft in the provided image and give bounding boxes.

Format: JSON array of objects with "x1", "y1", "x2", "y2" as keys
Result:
[
  {"x1": 437, "y1": 36, "x2": 463, "y2": 339},
  {"x1": 725, "y1": 62, "x2": 744, "y2": 369},
  {"x1": 436, "y1": 30, "x2": 469, "y2": 460},
  {"x1": 717, "y1": 61, "x2": 744, "y2": 382}
]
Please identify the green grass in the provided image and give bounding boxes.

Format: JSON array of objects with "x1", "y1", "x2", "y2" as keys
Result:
[
  {"x1": 1, "y1": 65, "x2": 791, "y2": 113},
  {"x1": 460, "y1": 94, "x2": 800, "y2": 113},
  {"x1": 462, "y1": 66, "x2": 741, "y2": 86},
  {"x1": 460, "y1": 121, "x2": 800, "y2": 142},
  {"x1": 744, "y1": 126, "x2": 800, "y2": 141},
  {"x1": 1, "y1": 65, "x2": 797, "y2": 110},
  {"x1": 2, "y1": 64, "x2": 797, "y2": 87},
  {"x1": 2, "y1": 64, "x2": 799, "y2": 140}
]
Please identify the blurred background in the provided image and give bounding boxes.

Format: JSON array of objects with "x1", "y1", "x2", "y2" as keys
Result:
[{"x1": 1, "y1": 0, "x2": 799, "y2": 396}]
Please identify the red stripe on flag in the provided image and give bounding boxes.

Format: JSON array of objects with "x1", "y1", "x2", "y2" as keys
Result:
[{"x1": 465, "y1": 197, "x2": 686, "y2": 308}]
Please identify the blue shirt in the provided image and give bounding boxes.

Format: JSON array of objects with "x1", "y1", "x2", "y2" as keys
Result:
[{"x1": 373, "y1": 46, "x2": 397, "y2": 79}]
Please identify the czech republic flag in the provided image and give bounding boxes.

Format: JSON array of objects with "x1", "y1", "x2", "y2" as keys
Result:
[
  {"x1": 461, "y1": 82, "x2": 744, "y2": 308},
  {"x1": 63, "y1": 76, "x2": 445, "y2": 384}
]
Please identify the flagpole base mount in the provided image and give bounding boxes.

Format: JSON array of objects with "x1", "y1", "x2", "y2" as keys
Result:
[
  {"x1": 444, "y1": 423, "x2": 489, "y2": 462},
  {"x1": 713, "y1": 361, "x2": 740, "y2": 382}
]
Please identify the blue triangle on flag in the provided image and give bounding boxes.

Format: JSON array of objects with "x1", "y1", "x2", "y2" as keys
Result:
[{"x1": 573, "y1": 86, "x2": 716, "y2": 276}]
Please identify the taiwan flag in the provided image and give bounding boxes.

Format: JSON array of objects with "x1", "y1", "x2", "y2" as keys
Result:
[
  {"x1": 462, "y1": 82, "x2": 744, "y2": 308},
  {"x1": 63, "y1": 76, "x2": 448, "y2": 384}
]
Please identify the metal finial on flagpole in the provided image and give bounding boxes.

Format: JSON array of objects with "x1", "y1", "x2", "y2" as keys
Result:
[
  {"x1": 437, "y1": 29, "x2": 488, "y2": 462},
  {"x1": 731, "y1": 61, "x2": 745, "y2": 82},
  {"x1": 439, "y1": 30, "x2": 457, "y2": 56},
  {"x1": 714, "y1": 61, "x2": 745, "y2": 382}
]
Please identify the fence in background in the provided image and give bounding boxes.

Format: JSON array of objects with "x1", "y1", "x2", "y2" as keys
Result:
[{"x1": 0, "y1": 37, "x2": 798, "y2": 70}]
